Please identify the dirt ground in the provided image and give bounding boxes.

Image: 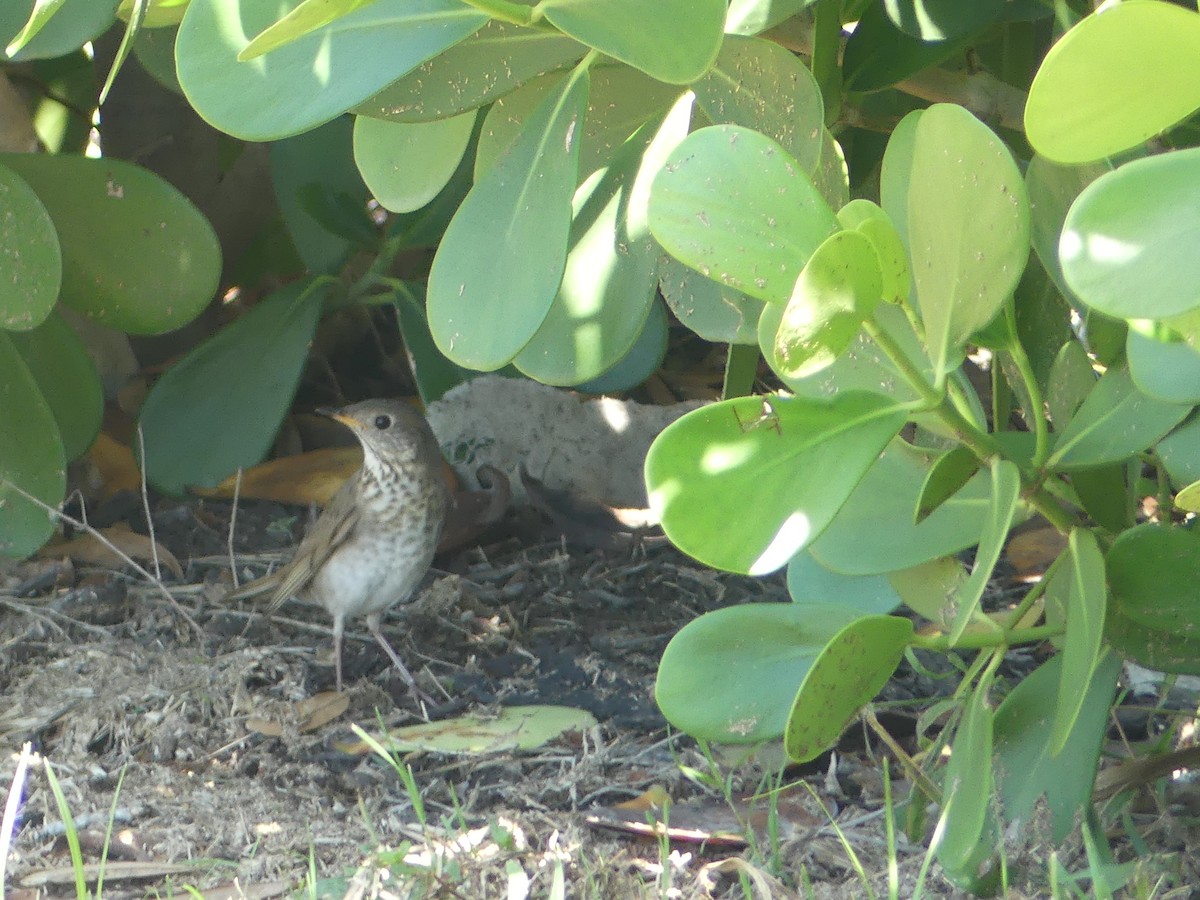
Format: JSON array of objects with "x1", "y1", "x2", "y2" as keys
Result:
[{"x1": 2, "y1": 496, "x2": 1198, "y2": 898}]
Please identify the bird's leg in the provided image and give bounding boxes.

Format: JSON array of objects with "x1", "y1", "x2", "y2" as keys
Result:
[
  {"x1": 366, "y1": 613, "x2": 435, "y2": 704},
  {"x1": 333, "y1": 615, "x2": 345, "y2": 693}
]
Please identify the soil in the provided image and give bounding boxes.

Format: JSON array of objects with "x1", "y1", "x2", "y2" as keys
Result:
[{"x1": 2, "y1": 496, "x2": 1197, "y2": 899}]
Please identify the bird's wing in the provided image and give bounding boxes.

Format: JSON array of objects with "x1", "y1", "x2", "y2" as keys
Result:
[{"x1": 265, "y1": 480, "x2": 360, "y2": 613}]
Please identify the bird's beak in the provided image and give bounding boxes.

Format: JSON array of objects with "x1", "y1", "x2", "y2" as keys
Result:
[{"x1": 317, "y1": 406, "x2": 358, "y2": 429}]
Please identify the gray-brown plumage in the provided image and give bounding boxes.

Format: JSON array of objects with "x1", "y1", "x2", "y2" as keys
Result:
[{"x1": 228, "y1": 400, "x2": 449, "y2": 693}]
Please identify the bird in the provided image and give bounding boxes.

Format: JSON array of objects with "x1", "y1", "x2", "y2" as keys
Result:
[{"x1": 227, "y1": 399, "x2": 450, "y2": 694}]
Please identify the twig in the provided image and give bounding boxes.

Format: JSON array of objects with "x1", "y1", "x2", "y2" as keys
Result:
[
  {"x1": 1, "y1": 597, "x2": 117, "y2": 640},
  {"x1": 135, "y1": 425, "x2": 163, "y2": 583},
  {"x1": 1, "y1": 480, "x2": 201, "y2": 635},
  {"x1": 228, "y1": 467, "x2": 244, "y2": 590}
]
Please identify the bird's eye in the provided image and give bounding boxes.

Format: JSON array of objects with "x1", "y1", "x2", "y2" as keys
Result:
[{"x1": 373, "y1": 414, "x2": 392, "y2": 430}]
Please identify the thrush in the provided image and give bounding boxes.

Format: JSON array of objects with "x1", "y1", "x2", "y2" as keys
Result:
[{"x1": 228, "y1": 399, "x2": 449, "y2": 694}]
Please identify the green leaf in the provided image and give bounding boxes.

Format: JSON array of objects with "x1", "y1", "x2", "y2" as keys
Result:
[
  {"x1": 239, "y1": 0, "x2": 379, "y2": 60},
  {"x1": 769, "y1": 230, "x2": 883, "y2": 380},
  {"x1": 574, "y1": 298, "x2": 668, "y2": 394},
  {"x1": 1024, "y1": 154, "x2": 1110, "y2": 302},
  {"x1": 810, "y1": 439, "x2": 1003, "y2": 575},
  {"x1": 354, "y1": 20, "x2": 586, "y2": 123},
  {"x1": 915, "y1": 446, "x2": 979, "y2": 524},
  {"x1": 1045, "y1": 339, "x2": 1095, "y2": 430},
  {"x1": 692, "y1": 34, "x2": 824, "y2": 174},
  {"x1": 993, "y1": 652, "x2": 1120, "y2": 843},
  {"x1": 725, "y1": 0, "x2": 814, "y2": 36},
  {"x1": 513, "y1": 104, "x2": 686, "y2": 385},
  {"x1": 649, "y1": 125, "x2": 838, "y2": 305},
  {"x1": 836, "y1": 199, "x2": 909, "y2": 305},
  {"x1": 271, "y1": 116, "x2": 372, "y2": 274},
  {"x1": 784, "y1": 615, "x2": 913, "y2": 763},
  {"x1": 539, "y1": 0, "x2": 723, "y2": 85},
  {"x1": 842, "y1": 1, "x2": 974, "y2": 92},
  {"x1": 1127, "y1": 327, "x2": 1200, "y2": 405},
  {"x1": 1158, "y1": 413, "x2": 1200, "y2": 488},
  {"x1": 1025, "y1": 1, "x2": 1200, "y2": 164},
  {"x1": 6, "y1": 0, "x2": 71, "y2": 56},
  {"x1": 0, "y1": 162, "x2": 60, "y2": 331},
  {"x1": 883, "y1": 0, "x2": 1010, "y2": 41},
  {"x1": 881, "y1": 104, "x2": 1029, "y2": 378},
  {"x1": 7, "y1": 311, "x2": 102, "y2": 461},
  {"x1": 137, "y1": 278, "x2": 328, "y2": 494},
  {"x1": 1061, "y1": 149, "x2": 1200, "y2": 321},
  {"x1": 948, "y1": 458, "x2": 1020, "y2": 644},
  {"x1": 473, "y1": 64, "x2": 682, "y2": 184},
  {"x1": 4, "y1": 0, "x2": 117, "y2": 61},
  {"x1": 427, "y1": 63, "x2": 588, "y2": 371},
  {"x1": 887, "y1": 556, "x2": 965, "y2": 626},
  {"x1": 646, "y1": 392, "x2": 906, "y2": 575},
  {"x1": 0, "y1": 153, "x2": 220, "y2": 335},
  {"x1": 1107, "y1": 523, "x2": 1200, "y2": 637},
  {"x1": 786, "y1": 550, "x2": 901, "y2": 616},
  {"x1": 1051, "y1": 529, "x2": 1106, "y2": 756},
  {"x1": 937, "y1": 685, "x2": 993, "y2": 874},
  {"x1": 391, "y1": 286, "x2": 467, "y2": 406},
  {"x1": 658, "y1": 258, "x2": 762, "y2": 345},
  {"x1": 655, "y1": 602, "x2": 866, "y2": 744},
  {"x1": 1047, "y1": 369, "x2": 1190, "y2": 471},
  {"x1": 176, "y1": 0, "x2": 487, "y2": 140},
  {"x1": 0, "y1": 331, "x2": 65, "y2": 558},
  {"x1": 353, "y1": 112, "x2": 475, "y2": 213},
  {"x1": 1176, "y1": 479, "x2": 1200, "y2": 514},
  {"x1": 1071, "y1": 466, "x2": 1130, "y2": 534}
]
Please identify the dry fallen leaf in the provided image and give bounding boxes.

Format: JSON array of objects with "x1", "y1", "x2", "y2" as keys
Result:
[
  {"x1": 195, "y1": 447, "x2": 362, "y2": 505},
  {"x1": 40, "y1": 523, "x2": 183, "y2": 580},
  {"x1": 86, "y1": 431, "x2": 142, "y2": 499},
  {"x1": 296, "y1": 691, "x2": 349, "y2": 732},
  {"x1": 1007, "y1": 524, "x2": 1068, "y2": 579}
]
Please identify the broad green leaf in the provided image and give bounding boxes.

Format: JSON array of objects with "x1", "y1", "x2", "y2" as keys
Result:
[
  {"x1": 0, "y1": 332, "x2": 64, "y2": 558},
  {"x1": 645, "y1": 392, "x2": 906, "y2": 575},
  {"x1": 1127, "y1": 327, "x2": 1200, "y2": 405},
  {"x1": 1024, "y1": 154, "x2": 1109, "y2": 302},
  {"x1": 836, "y1": 199, "x2": 909, "y2": 305},
  {"x1": 427, "y1": 64, "x2": 588, "y2": 371},
  {"x1": 692, "y1": 34, "x2": 824, "y2": 174},
  {"x1": 272, "y1": 117, "x2": 373, "y2": 275},
  {"x1": 1105, "y1": 614, "x2": 1200, "y2": 677},
  {"x1": 1071, "y1": 466, "x2": 1130, "y2": 534},
  {"x1": 514, "y1": 102, "x2": 687, "y2": 386},
  {"x1": 239, "y1": 0, "x2": 379, "y2": 60},
  {"x1": 1176, "y1": 479, "x2": 1200, "y2": 514},
  {"x1": 1061, "y1": 149, "x2": 1200, "y2": 321},
  {"x1": 809, "y1": 438, "x2": 1001, "y2": 575},
  {"x1": 7, "y1": 311, "x2": 102, "y2": 460},
  {"x1": 132, "y1": 23, "x2": 182, "y2": 93},
  {"x1": 5, "y1": 0, "x2": 70, "y2": 56},
  {"x1": 1012, "y1": 260, "x2": 1073, "y2": 399},
  {"x1": 813, "y1": 127, "x2": 849, "y2": 212},
  {"x1": 176, "y1": 0, "x2": 487, "y2": 140},
  {"x1": 355, "y1": 20, "x2": 586, "y2": 123},
  {"x1": 915, "y1": 446, "x2": 979, "y2": 524},
  {"x1": 658, "y1": 258, "x2": 762, "y2": 345},
  {"x1": 117, "y1": 0, "x2": 188, "y2": 27},
  {"x1": 786, "y1": 550, "x2": 901, "y2": 616},
  {"x1": 391, "y1": 286, "x2": 467, "y2": 406},
  {"x1": 993, "y1": 652, "x2": 1121, "y2": 842},
  {"x1": 1047, "y1": 369, "x2": 1189, "y2": 471},
  {"x1": 0, "y1": 162, "x2": 60, "y2": 331},
  {"x1": 655, "y1": 602, "x2": 866, "y2": 744},
  {"x1": 649, "y1": 125, "x2": 838, "y2": 305},
  {"x1": 473, "y1": 65, "x2": 682, "y2": 184},
  {"x1": 1106, "y1": 524, "x2": 1200, "y2": 637},
  {"x1": 1046, "y1": 339, "x2": 1095, "y2": 430},
  {"x1": 1025, "y1": 1, "x2": 1200, "y2": 164},
  {"x1": 539, "y1": 0, "x2": 723, "y2": 85},
  {"x1": 887, "y1": 556, "x2": 965, "y2": 626},
  {"x1": 725, "y1": 0, "x2": 814, "y2": 36},
  {"x1": 0, "y1": 153, "x2": 220, "y2": 335},
  {"x1": 881, "y1": 104, "x2": 1029, "y2": 378},
  {"x1": 785, "y1": 615, "x2": 913, "y2": 763},
  {"x1": 574, "y1": 298, "x2": 668, "y2": 394},
  {"x1": 883, "y1": 0, "x2": 1010, "y2": 40},
  {"x1": 842, "y1": 1, "x2": 973, "y2": 92},
  {"x1": 948, "y1": 458, "x2": 1020, "y2": 644},
  {"x1": 1158, "y1": 413, "x2": 1200, "y2": 487},
  {"x1": 937, "y1": 685, "x2": 993, "y2": 874},
  {"x1": 353, "y1": 112, "x2": 475, "y2": 213},
  {"x1": 138, "y1": 279, "x2": 327, "y2": 494},
  {"x1": 769, "y1": 229, "x2": 882, "y2": 380},
  {"x1": 4, "y1": 0, "x2": 117, "y2": 61},
  {"x1": 1052, "y1": 529, "x2": 1106, "y2": 756}
]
